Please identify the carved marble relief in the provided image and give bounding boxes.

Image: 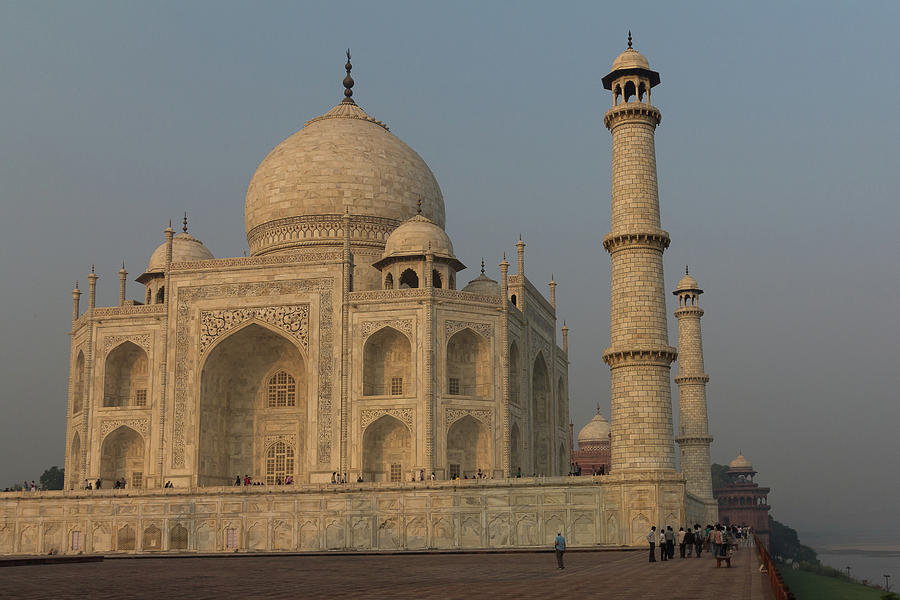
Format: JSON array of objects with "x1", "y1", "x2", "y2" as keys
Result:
[
  {"x1": 445, "y1": 408, "x2": 493, "y2": 432},
  {"x1": 199, "y1": 305, "x2": 309, "y2": 355},
  {"x1": 103, "y1": 334, "x2": 152, "y2": 354},
  {"x1": 100, "y1": 419, "x2": 150, "y2": 438},
  {"x1": 445, "y1": 320, "x2": 493, "y2": 340},
  {"x1": 360, "y1": 408, "x2": 414, "y2": 431},
  {"x1": 360, "y1": 319, "x2": 413, "y2": 341}
]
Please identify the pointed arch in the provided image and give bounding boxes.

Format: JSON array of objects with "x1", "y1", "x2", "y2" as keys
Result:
[
  {"x1": 198, "y1": 322, "x2": 307, "y2": 486},
  {"x1": 69, "y1": 432, "x2": 82, "y2": 490},
  {"x1": 399, "y1": 268, "x2": 419, "y2": 289},
  {"x1": 432, "y1": 269, "x2": 443, "y2": 288},
  {"x1": 100, "y1": 426, "x2": 145, "y2": 488},
  {"x1": 531, "y1": 352, "x2": 550, "y2": 475},
  {"x1": 169, "y1": 523, "x2": 188, "y2": 550},
  {"x1": 72, "y1": 350, "x2": 85, "y2": 413},
  {"x1": 384, "y1": 272, "x2": 394, "y2": 290},
  {"x1": 508, "y1": 342, "x2": 520, "y2": 405},
  {"x1": 103, "y1": 341, "x2": 148, "y2": 408},
  {"x1": 446, "y1": 328, "x2": 490, "y2": 397},
  {"x1": 624, "y1": 80, "x2": 636, "y2": 102},
  {"x1": 363, "y1": 326, "x2": 412, "y2": 397},
  {"x1": 447, "y1": 415, "x2": 491, "y2": 478},
  {"x1": 265, "y1": 440, "x2": 295, "y2": 485},
  {"x1": 362, "y1": 415, "x2": 411, "y2": 483}
]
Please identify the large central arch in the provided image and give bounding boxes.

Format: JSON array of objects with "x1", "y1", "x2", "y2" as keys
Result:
[{"x1": 198, "y1": 323, "x2": 307, "y2": 486}]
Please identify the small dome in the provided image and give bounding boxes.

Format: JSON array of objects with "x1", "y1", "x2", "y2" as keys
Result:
[
  {"x1": 146, "y1": 232, "x2": 214, "y2": 273},
  {"x1": 578, "y1": 412, "x2": 611, "y2": 445},
  {"x1": 729, "y1": 454, "x2": 753, "y2": 470},
  {"x1": 611, "y1": 48, "x2": 651, "y2": 72},
  {"x1": 381, "y1": 214, "x2": 455, "y2": 260},
  {"x1": 463, "y1": 272, "x2": 500, "y2": 295},
  {"x1": 675, "y1": 273, "x2": 700, "y2": 292}
]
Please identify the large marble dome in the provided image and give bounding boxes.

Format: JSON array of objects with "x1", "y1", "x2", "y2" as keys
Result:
[{"x1": 244, "y1": 96, "x2": 445, "y2": 256}]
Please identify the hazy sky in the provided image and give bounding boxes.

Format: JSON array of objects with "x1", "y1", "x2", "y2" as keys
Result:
[{"x1": 1, "y1": 2, "x2": 897, "y2": 539}]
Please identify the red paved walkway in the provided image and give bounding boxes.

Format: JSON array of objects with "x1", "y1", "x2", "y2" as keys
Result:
[{"x1": 1, "y1": 546, "x2": 772, "y2": 599}]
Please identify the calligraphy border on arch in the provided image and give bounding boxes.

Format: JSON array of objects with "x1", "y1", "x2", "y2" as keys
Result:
[
  {"x1": 360, "y1": 319, "x2": 414, "y2": 341},
  {"x1": 172, "y1": 279, "x2": 334, "y2": 468},
  {"x1": 445, "y1": 408, "x2": 493, "y2": 433},
  {"x1": 103, "y1": 334, "x2": 152, "y2": 355},
  {"x1": 444, "y1": 320, "x2": 493, "y2": 341}
]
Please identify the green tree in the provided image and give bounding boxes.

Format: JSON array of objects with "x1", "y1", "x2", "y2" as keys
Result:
[
  {"x1": 711, "y1": 462, "x2": 730, "y2": 489},
  {"x1": 769, "y1": 516, "x2": 818, "y2": 564},
  {"x1": 40, "y1": 466, "x2": 65, "y2": 490}
]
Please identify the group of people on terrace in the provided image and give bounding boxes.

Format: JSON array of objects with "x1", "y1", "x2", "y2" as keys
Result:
[{"x1": 647, "y1": 524, "x2": 753, "y2": 564}]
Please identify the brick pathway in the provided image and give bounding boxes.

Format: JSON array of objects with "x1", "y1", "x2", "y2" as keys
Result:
[{"x1": 1, "y1": 546, "x2": 772, "y2": 599}]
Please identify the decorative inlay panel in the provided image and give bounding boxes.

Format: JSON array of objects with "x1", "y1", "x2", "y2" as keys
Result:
[
  {"x1": 360, "y1": 408, "x2": 414, "y2": 431},
  {"x1": 263, "y1": 434, "x2": 298, "y2": 449},
  {"x1": 173, "y1": 279, "x2": 334, "y2": 468},
  {"x1": 445, "y1": 408, "x2": 493, "y2": 432},
  {"x1": 103, "y1": 334, "x2": 152, "y2": 354},
  {"x1": 199, "y1": 305, "x2": 309, "y2": 355},
  {"x1": 530, "y1": 334, "x2": 551, "y2": 361},
  {"x1": 445, "y1": 320, "x2": 493, "y2": 341},
  {"x1": 100, "y1": 419, "x2": 150, "y2": 438},
  {"x1": 361, "y1": 319, "x2": 413, "y2": 341}
]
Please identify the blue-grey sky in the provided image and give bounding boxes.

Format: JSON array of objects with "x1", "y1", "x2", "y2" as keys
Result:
[{"x1": 1, "y1": 2, "x2": 898, "y2": 539}]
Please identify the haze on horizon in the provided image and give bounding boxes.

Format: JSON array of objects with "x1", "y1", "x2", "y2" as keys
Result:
[{"x1": 0, "y1": 1, "x2": 897, "y2": 540}]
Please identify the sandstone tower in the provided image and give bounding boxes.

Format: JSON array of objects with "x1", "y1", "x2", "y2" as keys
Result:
[
  {"x1": 673, "y1": 269, "x2": 714, "y2": 499},
  {"x1": 601, "y1": 35, "x2": 677, "y2": 473}
]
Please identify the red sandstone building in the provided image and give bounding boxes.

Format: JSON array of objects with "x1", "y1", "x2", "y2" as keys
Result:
[
  {"x1": 568, "y1": 408, "x2": 611, "y2": 476},
  {"x1": 714, "y1": 453, "x2": 771, "y2": 547}
]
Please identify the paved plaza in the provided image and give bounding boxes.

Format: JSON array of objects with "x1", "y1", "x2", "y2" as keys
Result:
[{"x1": 2, "y1": 546, "x2": 772, "y2": 599}]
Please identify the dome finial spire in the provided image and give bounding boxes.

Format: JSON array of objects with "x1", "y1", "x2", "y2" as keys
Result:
[
  {"x1": 416, "y1": 198, "x2": 422, "y2": 215},
  {"x1": 685, "y1": 264, "x2": 689, "y2": 275},
  {"x1": 183, "y1": 212, "x2": 188, "y2": 233},
  {"x1": 342, "y1": 48, "x2": 355, "y2": 104},
  {"x1": 481, "y1": 258, "x2": 485, "y2": 274},
  {"x1": 627, "y1": 30, "x2": 633, "y2": 49}
]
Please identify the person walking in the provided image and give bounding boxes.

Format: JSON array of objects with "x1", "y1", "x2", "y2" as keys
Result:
[
  {"x1": 554, "y1": 531, "x2": 566, "y2": 569},
  {"x1": 694, "y1": 525, "x2": 704, "y2": 558},
  {"x1": 685, "y1": 527, "x2": 694, "y2": 557},
  {"x1": 677, "y1": 527, "x2": 687, "y2": 558},
  {"x1": 660, "y1": 528, "x2": 668, "y2": 561},
  {"x1": 647, "y1": 526, "x2": 657, "y2": 562}
]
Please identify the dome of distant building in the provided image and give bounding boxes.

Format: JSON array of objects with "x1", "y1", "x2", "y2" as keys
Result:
[
  {"x1": 729, "y1": 453, "x2": 753, "y2": 470},
  {"x1": 463, "y1": 262, "x2": 500, "y2": 295},
  {"x1": 675, "y1": 273, "x2": 700, "y2": 291},
  {"x1": 577, "y1": 412, "x2": 611, "y2": 446},
  {"x1": 146, "y1": 232, "x2": 214, "y2": 273},
  {"x1": 245, "y1": 99, "x2": 445, "y2": 256},
  {"x1": 611, "y1": 47, "x2": 651, "y2": 72}
]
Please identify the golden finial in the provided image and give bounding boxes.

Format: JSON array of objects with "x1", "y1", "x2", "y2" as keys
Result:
[
  {"x1": 481, "y1": 258, "x2": 485, "y2": 274},
  {"x1": 342, "y1": 48, "x2": 355, "y2": 104},
  {"x1": 183, "y1": 212, "x2": 188, "y2": 233},
  {"x1": 627, "y1": 30, "x2": 633, "y2": 49}
]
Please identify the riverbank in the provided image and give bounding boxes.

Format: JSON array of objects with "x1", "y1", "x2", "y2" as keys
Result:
[{"x1": 779, "y1": 568, "x2": 885, "y2": 600}]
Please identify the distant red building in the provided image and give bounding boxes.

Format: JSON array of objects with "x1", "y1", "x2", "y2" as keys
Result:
[
  {"x1": 569, "y1": 407, "x2": 611, "y2": 476},
  {"x1": 714, "y1": 453, "x2": 771, "y2": 548}
]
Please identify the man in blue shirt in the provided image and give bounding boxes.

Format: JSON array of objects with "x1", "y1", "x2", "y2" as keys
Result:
[{"x1": 554, "y1": 531, "x2": 566, "y2": 569}]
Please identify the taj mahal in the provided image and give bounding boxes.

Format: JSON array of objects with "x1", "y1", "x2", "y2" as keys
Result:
[{"x1": 0, "y1": 38, "x2": 719, "y2": 555}]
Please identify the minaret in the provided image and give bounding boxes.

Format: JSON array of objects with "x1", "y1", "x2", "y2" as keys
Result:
[
  {"x1": 601, "y1": 34, "x2": 677, "y2": 473},
  {"x1": 673, "y1": 268, "x2": 714, "y2": 498},
  {"x1": 118, "y1": 262, "x2": 128, "y2": 306}
]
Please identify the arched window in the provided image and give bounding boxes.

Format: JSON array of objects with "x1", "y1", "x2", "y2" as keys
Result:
[
  {"x1": 432, "y1": 270, "x2": 443, "y2": 288},
  {"x1": 614, "y1": 84, "x2": 621, "y2": 105},
  {"x1": 169, "y1": 523, "x2": 188, "y2": 550},
  {"x1": 624, "y1": 81, "x2": 636, "y2": 102},
  {"x1": 363, "y1": 327, "x2": 411, "y2": 397},
  {"x1": 267, "y1": 370, "x2": 296, "y2": 407},
  {"x1": 156, "y1": 286, "x2": 165, "y2": 304},
  {"x1": 384, "y1": 273, "x2": 394, "y2": 290},
  {"x1": 399, "y1": 269, "x2": 419, "y2": 289},
  {"x1": 446, "y1": 328, "x2": 490, "y2": 397},
  {"x1": 510, "y1": 294, "x2": 517, "y2": 306},
  {"x1": 265, "y1": 441, "x2": 295, "y2": 485},
  {"x1": 104, "y1": 342, "x2": 148, "y2": 408},
  {"x1": 638, "y1": 82, "x2": 646, "y2": 102}
]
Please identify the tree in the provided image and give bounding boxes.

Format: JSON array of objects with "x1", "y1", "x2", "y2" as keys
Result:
[
  {"x1": 40, "y1": 466, "x2": 65, "y2": 490},
  {"x1": 768, "y1": 516, "x2": 818, "y2": 564},
  {"x1": 711, "y1": 462, "x2": 730, "y2": 489}
]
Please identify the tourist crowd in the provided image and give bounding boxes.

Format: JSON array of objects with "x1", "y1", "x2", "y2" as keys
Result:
[{"x1": 646, "y1": 523, "x2": 753, "y2": 564}]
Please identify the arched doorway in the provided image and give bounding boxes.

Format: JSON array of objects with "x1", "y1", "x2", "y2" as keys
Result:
[
  {"x1": 69, "y1": 432, "x2": 82, "y2": 489},
  {"x1": 510, "y1": 422, "x2": 522, "y2": 477},
  {"x1": 363, "y1": 327, "x2": 412, "y2": 397},
  {"x1": 198, "y1": 323, "x2": 307, "y2": 486},
  {"x1": 531, "y1": 353, "x2": 550, "y2": 475},
  {"x1": 100, "y1": 426, "x2": 145, "y2": 488},
  {"x1": 446, "y1": 415, "x2": 491, "y2": 478},
  {"x1": 362, "y1": 415, "x2": 411, "y2": 482},
  {"x1": 103, "y1": 342, "x2": 148, "y2": 408},
  {"x1": 446, "y1": 328, "x2": 490, "y2": 397}
]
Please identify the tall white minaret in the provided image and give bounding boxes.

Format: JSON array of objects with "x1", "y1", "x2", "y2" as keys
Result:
[
  {"x1": 601, "y1": 33, "x2": 678, "y2": 473},
  {"x1": 673, "y1": 268, "x2": 714, "y2": 499}
]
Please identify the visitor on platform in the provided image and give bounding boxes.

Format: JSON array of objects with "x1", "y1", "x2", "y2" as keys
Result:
[
  {"x1": 95, "y1": 478, "x2": 102, "y2": 489},
  {"x1": 677, "y1": 527, "x2": 687, "y2": 558},
  {"x1": 554, "y1": 531, "x2": 566, "y2": 569},
  {"x1": 684, "y1": 526, "x2": 694, "y2": 557},
  {"x1": 234, "y1": 475, "x2": 241, "y2": 486},
  {"x1": 659, "y1": 528, "x2": 668, "y2": 561},
  {"x1": 665, "y1": 525, "x2": 675, "y2": 559},
  {"x1": 647, "y1": 526, "x2": 657, "y2": 562}
]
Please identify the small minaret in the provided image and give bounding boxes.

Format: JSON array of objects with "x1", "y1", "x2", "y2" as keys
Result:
[
  {"x1": 87, "y1": 265, "x2": 98, "y2": 311},
  {"x1": 71, "y1": 281, "x2": 81, "y2": 322},
  {"x1": 515, "y1": 235, "x2": 525, "y2": 275},
  {"x1": 165, "y1": 219, "x2": 175, "y2": 265},
  {"x1": 118, "y1": 262, "x2": 128, "y2": 306},
  {"x1": 561, "y1": 320, "x2": 569, "y2": 353},
  {"x1": 549, "y1": 274, "x2": 557, "y2": 309},
  {"x1": 673, "y1": 267, "x2": 714, "y2": 499}
]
